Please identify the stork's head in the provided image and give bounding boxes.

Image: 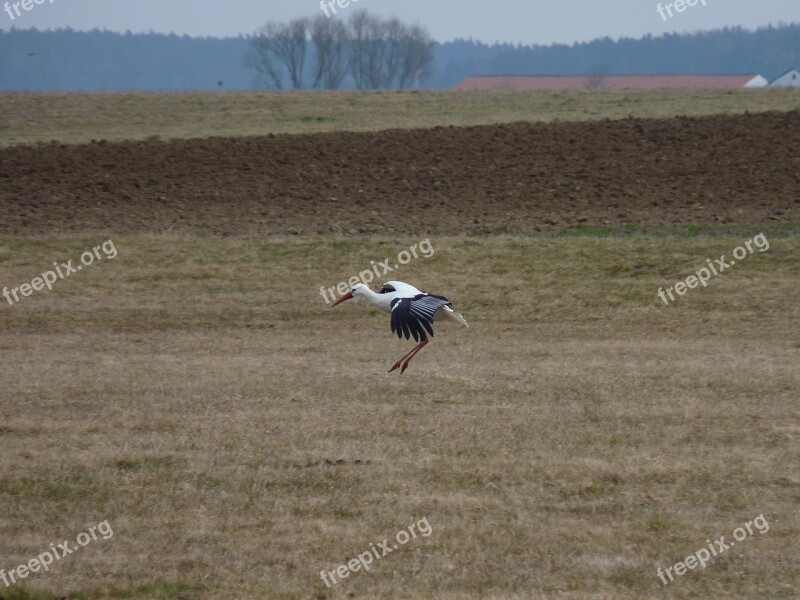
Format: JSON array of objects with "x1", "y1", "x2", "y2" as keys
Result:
[{"x1": 330, "y1": 282, "x2": 369, "y2": 307}]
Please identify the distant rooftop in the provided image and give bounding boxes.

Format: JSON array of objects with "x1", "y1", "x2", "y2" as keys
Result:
[{"x1": 454, "y1": 74, "x2": 760, "y2": 91}]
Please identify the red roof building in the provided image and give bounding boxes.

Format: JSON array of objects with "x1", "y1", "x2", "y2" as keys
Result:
[{"x1": 454, "y1": 74, "x2": 761, "y2": 91}]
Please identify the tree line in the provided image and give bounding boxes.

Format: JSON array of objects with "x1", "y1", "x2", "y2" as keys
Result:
[
  {"x1": 2, "y1": 23, "x2": 798, "y2": 91},
  {"x1": 243, "y1": 10, "x2": 435, "y2": 90}
]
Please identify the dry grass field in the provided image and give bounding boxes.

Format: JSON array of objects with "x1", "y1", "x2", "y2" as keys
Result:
[
  {"x1": 0, "y1": 231, "x2": 798, "y2": 599},
  {"x1": 0, "y1": 88, "x2": 798, "y2": 147},
  {"x1": 1, "y1": 87, "x2": 799, "y2": 599}
]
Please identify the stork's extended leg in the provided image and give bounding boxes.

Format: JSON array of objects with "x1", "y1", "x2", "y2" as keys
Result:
[
  {"x1": 389, "y1": 339, "x2": 428, "y2": 374},
  {"x1": 400, "y1": 339, "x2": 428, "y2": 373},
  {"x1": 389, "y1": 340, "x2": 424, "y2": 373}
]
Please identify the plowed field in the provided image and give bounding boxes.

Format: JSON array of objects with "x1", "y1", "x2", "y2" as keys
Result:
[{"x1": 1, "y1": 111, "x2": 798, "y2": 235}]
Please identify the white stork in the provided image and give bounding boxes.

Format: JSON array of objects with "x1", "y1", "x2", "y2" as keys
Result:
[{"x1": 331, "y1": 280, "x2": 468, "y2": 373}]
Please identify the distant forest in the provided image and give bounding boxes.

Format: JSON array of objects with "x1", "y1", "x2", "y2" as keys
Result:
[{"x1": 1, "y1": 22, "x2": 798, "y2": 91}]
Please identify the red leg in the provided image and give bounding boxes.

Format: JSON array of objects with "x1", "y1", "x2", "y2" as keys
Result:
[
  {"x1": 389, "y1": 340, "x2": 428, "y2": 373},
  {"x1": 400, "y1": 339, "x2": 428, "y2": 373},
  {"x1": 389, "y1": 341, "x2": 423, "y2": 372},
  {"x1": 387, "y1": 339, "x2": 428, "y2": 374}
]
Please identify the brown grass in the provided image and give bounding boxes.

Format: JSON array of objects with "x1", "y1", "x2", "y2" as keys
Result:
[
  {"x1": 1, "y1": 88, "x2": 799, "y2": 147},
  {"x1": 0, "y1": 231, "x2": 797, "y2": 599}
]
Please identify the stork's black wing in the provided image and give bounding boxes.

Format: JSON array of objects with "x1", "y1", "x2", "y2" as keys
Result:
[{"x1": 390, "y1": 294, "x2": 450, "y2": 341}]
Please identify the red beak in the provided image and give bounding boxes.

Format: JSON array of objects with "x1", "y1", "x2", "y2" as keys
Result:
[{"x1": 330, "y1": 291, "x2": 353, "y2": 308}]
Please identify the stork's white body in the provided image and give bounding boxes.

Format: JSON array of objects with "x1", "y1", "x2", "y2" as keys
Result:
[
  {"x1": 331, "y1": 280, "x2": 468, "y2": 373},
  {"x1": 348, "y1": 281, "x2": 467, "y2": 324}
]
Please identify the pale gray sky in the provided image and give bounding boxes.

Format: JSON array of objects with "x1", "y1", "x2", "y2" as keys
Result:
[{"x1": 2, "y1": 0, "x2": 799, "y2": 44}]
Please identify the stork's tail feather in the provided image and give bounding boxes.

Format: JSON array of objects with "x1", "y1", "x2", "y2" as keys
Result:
[{"x1": 442, "y1": 305, "x2": 469, "y2": 327}]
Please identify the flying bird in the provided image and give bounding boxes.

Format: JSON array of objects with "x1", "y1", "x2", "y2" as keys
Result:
[{"x1": 331, "y1": 280, "x2": 468, "y2": 373}]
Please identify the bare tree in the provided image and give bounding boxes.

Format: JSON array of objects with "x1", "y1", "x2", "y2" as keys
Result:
[
  {"x1": 245, "y1": 10, "x2": 435, "y2": 91},
  {"x1": 349, "y1": 12, "x2": 435, "y2": 89},
  {"x1": 396, "y1": 24, "x2": 435, "y2": 88},
  {"x1": 348, "y1": 10, "x2": 376, "y2": 89},
  {"x1": 348, "y1": 12, "x2": 429, "y2": 89},
  {"x1": 584, "y1": 65, "x2": 608, "y2": 90},
  {"x1": 279, "y1": 18, "x2": 309, "y2": 89},
  {"x1": 244, "y1": 25, "x2": 285, "y2": 89},
  {"x1": 246, "y1": 18, "x2": 309, "y2": 90},
  {"x1": 380, "y1": 17, "x2": 406, "y2": 88},
  {"x1": 310, "y1": 15, "x2": 350, "y2": 90}
]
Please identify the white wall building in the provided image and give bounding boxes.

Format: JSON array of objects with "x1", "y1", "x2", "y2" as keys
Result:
[
  {"x1": 768, "y1": 68, "x2": 800, "y2": 87},
  {"x1": 744, "y1": 75, "x2": 768, "y2": 88}
]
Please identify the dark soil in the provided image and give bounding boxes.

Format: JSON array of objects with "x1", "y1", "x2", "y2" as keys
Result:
[{"x1": 1, "y1": 111, "x2": 798, "y2": 235}]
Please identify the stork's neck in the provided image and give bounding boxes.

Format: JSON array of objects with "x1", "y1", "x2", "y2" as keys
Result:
[{"x1": 359, "y1": 287, "x2": 393, "y2": 311}]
